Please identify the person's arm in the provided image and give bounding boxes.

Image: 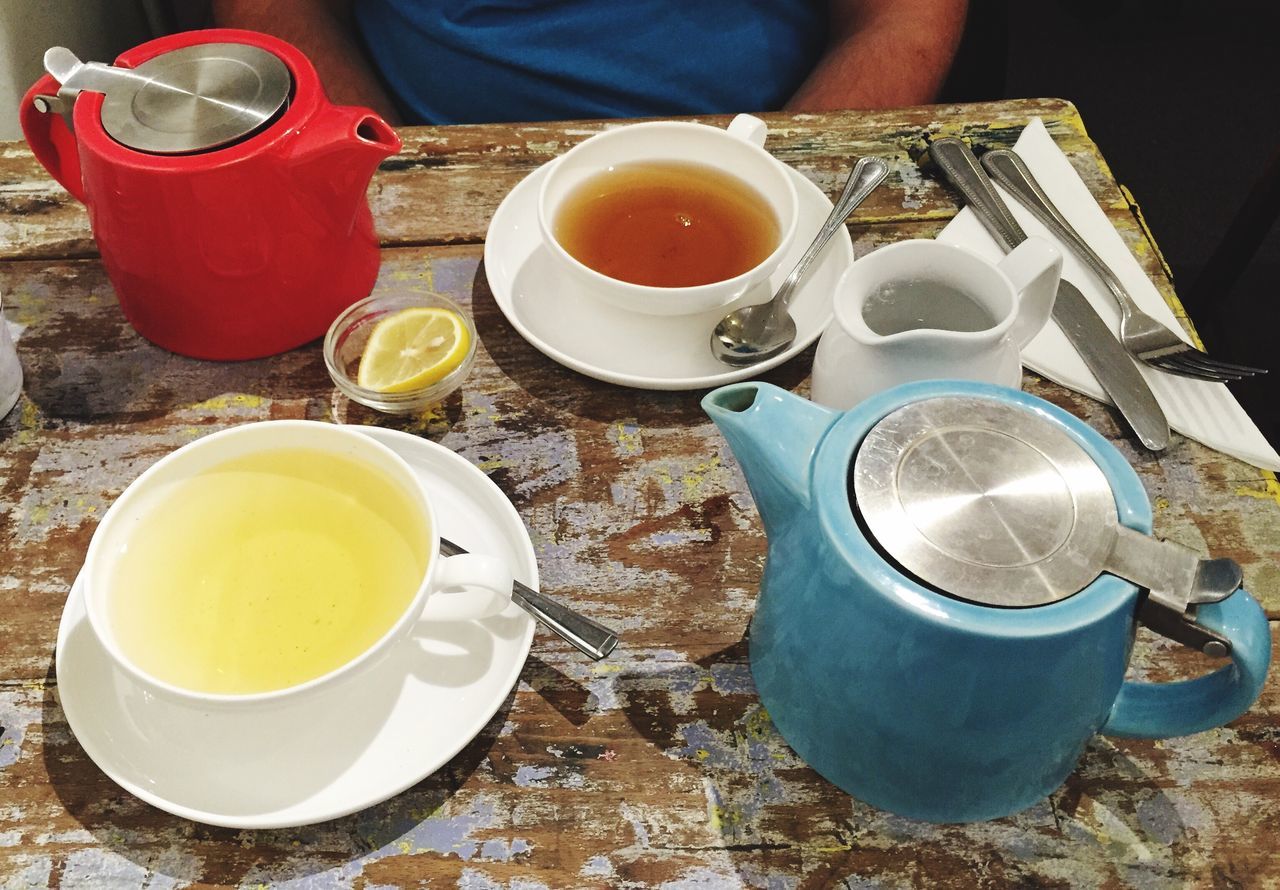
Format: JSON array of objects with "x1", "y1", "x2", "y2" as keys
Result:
[
  {"x1": 786, "y1": 0, "x2": 968, "y2": 111},
  {"x1": 212, "y1": 0, "x2": 403, "y2": 123}
]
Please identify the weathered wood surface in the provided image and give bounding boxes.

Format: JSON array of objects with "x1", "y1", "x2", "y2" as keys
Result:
[{"x1": 1, "y1": 100, "x2": 1278, "y2": 888}]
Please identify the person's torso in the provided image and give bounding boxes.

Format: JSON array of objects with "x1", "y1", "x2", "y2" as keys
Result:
[{"x1": 356, "y1": 0, "x2": 827, "y2": 124}]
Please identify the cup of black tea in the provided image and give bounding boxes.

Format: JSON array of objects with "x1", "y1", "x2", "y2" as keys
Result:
[{"x1": 537, "y1": 114, "x2": 799, "y2": 315}]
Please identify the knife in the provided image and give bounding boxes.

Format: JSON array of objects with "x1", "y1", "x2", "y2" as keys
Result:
[{"x1": 927, "y1": 137, "x2": 1170, "y2": 451}]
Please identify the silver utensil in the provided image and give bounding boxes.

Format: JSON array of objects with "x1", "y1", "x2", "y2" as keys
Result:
[
  {"x1": 710, "y1": 156, "x2": 889, "y2": 366},
  {"x1": 980, "y1": 149, "x2": 1266, "y2": 383},
  {"x1": 927, "y1": 137, "x2": 1171, "y2": 451},
  {"x1": 439, "y1": 537, "x2": 618, "y2": 660}
]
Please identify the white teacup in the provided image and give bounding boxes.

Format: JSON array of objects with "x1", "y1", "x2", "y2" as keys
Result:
[
  {"x1": 812, "y1": 238, "x2": 1062, "y2": 409},
  {"x1": 82, "y1": 420, "x2": 512, "y2": 709},
  {"x1": 537, "y1": 114, "x2": 799, "y2": 316},
  {"x1": 0, "y1": 292, "x2": 21, "y2": 421}
]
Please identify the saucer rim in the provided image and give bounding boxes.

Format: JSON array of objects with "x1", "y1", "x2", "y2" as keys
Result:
[
  {"x1": 54, "y1": 428, "x2": 536, "y2": 829},
  {"x1": 484, "y1": 160, "x2": 854, "y2": 390}
]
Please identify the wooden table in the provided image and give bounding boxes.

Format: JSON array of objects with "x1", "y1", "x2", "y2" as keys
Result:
[{"x1": 2, "y1": 99, "x2": 1277, "y2": 888}]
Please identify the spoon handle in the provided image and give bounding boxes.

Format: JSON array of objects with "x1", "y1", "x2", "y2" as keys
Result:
[
  {"x1": 774, "y1": 156, "x2": 889, "y2": 309},
  {"x1": 439, "y1": 537, "x2": 619, "y2": 660}
]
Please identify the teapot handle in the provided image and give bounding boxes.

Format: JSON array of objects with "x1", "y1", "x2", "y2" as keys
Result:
[
  {"x1": 19, "y1": 74, "x2": 87, "y2": 203},
  {"x1": 1101, "y1": 586, "x2": 1271, "y2": 738}
]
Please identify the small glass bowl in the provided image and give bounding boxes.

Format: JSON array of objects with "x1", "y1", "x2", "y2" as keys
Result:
[{"x1": 324, "y1": 292, "x2": 478, "y2": 414}]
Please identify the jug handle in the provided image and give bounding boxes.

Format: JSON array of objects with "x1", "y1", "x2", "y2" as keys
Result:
[
  {"x1": 1101, "y1": 586, "x2": 1270, "y2": 738},
  {"x1": 997, "y1": 237, "x2": 1061, "y2": 349},
  {"x1": 19, "y1": 74, "x2": 86, "y2": 203}
]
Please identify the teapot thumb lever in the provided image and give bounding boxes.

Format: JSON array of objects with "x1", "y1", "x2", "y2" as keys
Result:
[{"x1": 44, "y1": 47, "x2": 83, "y2": 85}]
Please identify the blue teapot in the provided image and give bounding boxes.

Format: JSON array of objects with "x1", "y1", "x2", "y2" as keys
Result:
[{"x1": 703, "y1": 379, "x2": 1270, "y2": 823}]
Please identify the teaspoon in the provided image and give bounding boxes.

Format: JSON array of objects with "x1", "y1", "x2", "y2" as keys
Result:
[
  {"x1": 710, "y1": 156, "x2": 889, "y2": 366},
  {"x1": 439, "y1": 537, "x2": 618, "y2": 659}
]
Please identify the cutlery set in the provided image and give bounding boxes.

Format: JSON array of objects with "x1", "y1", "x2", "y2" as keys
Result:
[
  {"x1": 912, "y1": 136, "x2": 1264, "y2": 452},
  {"x1": 980, "y1": 149, "x2": 1265, "y2": 383}
]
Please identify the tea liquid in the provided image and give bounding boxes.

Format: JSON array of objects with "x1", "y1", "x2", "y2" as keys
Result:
[
  {"x1": 553, "y1": 160, "x2": 780, "y2": 287},
  {"x1": 109, "y1": 448, "x2": 429, "y2": 694}
]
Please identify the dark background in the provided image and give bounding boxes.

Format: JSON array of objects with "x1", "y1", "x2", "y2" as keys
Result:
[{"x1": 951, "y1": 0, "x2": 1280, "y2": 446}]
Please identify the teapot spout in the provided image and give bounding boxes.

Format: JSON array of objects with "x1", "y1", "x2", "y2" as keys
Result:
[
  {"x1": 291, "y1": 104, "x2": 401, "y2": 221},
  {"x1": 702, "y1": 382, "x2": 839, "y2": 533},
  {"x1": 342, "y1": 109, "x2": 402, "y2": 176}
]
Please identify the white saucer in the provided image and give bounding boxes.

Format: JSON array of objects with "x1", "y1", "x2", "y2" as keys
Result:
[
  {"x1": 484, "y1": 161, "x2": 856, "y2": 390},
  {"x1": 55, "y1": 427, "x2": 536, "y2": 829}
]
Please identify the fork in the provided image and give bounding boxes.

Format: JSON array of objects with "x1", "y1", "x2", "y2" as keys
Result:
[{"x1": 980, "y1": 149, "x2": 1267, "y2": 383}]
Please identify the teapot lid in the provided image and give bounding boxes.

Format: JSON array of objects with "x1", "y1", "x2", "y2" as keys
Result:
[
  {"x1": 101, "y1": 43, "x2": 291, "y2": 154},
  {"x1": 44, "y1": 43, "x2": 291, "y2": 154},
  {"x1": 852, "y1": 395, "x2": 1117, "y2": 607}
]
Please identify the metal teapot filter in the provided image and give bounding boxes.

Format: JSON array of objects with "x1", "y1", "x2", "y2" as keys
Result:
[
  {"x1": 33, "y1": 44, "x2": 291, "y2": 154},
  {"x1": 851, "y1": 396, "x2": 1240, "y2": 656}
]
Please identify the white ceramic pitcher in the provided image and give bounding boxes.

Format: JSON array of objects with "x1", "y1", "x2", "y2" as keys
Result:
[{"x1": 811, "y1": 238, "x2": 1062, "y2": 409}]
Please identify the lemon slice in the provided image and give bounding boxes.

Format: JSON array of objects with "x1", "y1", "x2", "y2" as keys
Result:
[{"x1": 357, "y1": 306, "x2": 471, "y2": 393}]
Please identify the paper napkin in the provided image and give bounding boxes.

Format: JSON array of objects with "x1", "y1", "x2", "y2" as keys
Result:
[{"x1": 937, "y1": 118, "x2": 1280, "y2": 471}]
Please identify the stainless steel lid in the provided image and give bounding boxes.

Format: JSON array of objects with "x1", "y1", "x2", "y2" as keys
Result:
[
  {"x1": 852, "y1": 395, "x2": 1118, "y2": 607},
  {"x1": 39, "y1": 44, "x2": 291, "y2": 154}
]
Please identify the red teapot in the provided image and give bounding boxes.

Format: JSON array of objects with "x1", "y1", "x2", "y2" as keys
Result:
[{"x1": 20, "y1": 29, "x2": 401, "y2": 360}]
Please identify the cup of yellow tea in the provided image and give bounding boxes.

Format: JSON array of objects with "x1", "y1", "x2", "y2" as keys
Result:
[
  {"x1": 81, "y1": 420, "x2": 512, "y2": 707},
  {"x1": 538, "y1": 114, "x2": 799, "y2": 316}
]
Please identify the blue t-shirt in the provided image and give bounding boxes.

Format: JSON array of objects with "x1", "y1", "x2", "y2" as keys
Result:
[{"x1": 355, "y1": 1, "x2": 827, "y2": 125}]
